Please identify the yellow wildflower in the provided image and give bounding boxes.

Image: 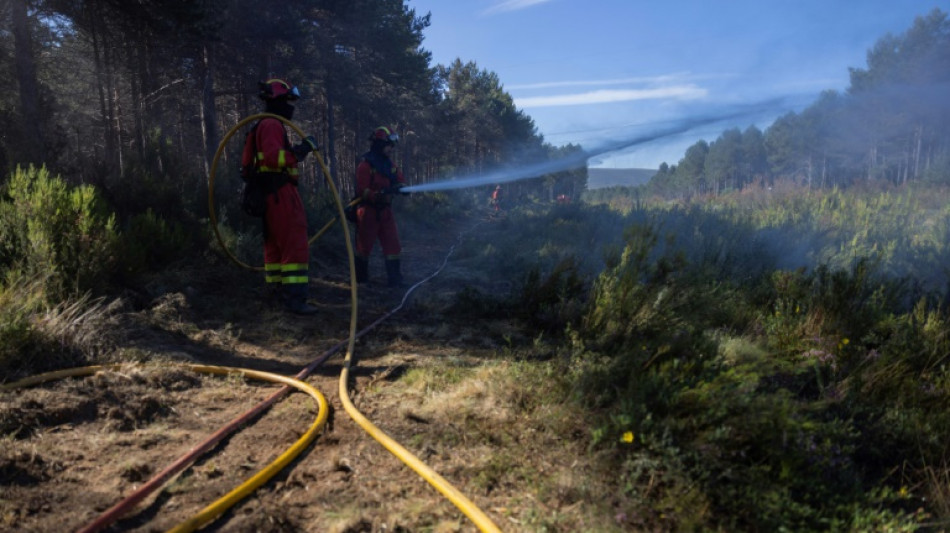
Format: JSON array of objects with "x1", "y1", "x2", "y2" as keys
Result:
[{"x1": 621, "y1": 431, "x2": 634, "y2": 443}]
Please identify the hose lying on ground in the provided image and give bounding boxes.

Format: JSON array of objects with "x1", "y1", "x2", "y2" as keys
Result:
[
  {"x1": 1, "y1": 364, "x2": 329, "y2": 533},
  {"x1": 7, "y1": 108, "x2": 500, "y2": 531}
]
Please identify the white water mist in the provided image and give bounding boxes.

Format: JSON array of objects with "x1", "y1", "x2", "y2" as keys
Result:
[{"x1": 402, "y1": 97, "x2": 796, "y2": 193}]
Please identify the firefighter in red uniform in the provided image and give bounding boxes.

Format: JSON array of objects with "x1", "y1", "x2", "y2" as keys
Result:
[
  {"x1": 241, "y1": 78, "x2": 319, "y2": 314},
  {"x1": 354, "y1": 126, "x2": 407, "y2": 287},
  {"x1": 490, "y1": 185, "x2": 502, "y2": 214}
]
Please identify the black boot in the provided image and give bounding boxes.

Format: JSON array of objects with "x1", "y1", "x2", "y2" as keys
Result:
[
  {"x1": 265, "y1": 283, "x2": 284, "y2": 308},
  {"x1": 355, "y1": 256, "x2": 369, "y2": 284},
  {"x1": 283, "y1": 284, "x2": 318, "y2": 315},
  {"x1": 385, "y1": 258, "x2": 404, "y2": 288}
]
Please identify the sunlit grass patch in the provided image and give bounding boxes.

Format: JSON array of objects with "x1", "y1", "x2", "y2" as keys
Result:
[
  {"x1": 399, "y1": 364, "x2": 476, "y2": 394},
  {"x1": 715, "y1": 332, "x2": 769, "y2": 365}
]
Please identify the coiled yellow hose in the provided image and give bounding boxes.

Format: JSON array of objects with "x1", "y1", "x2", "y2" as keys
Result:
[{"x1": 207, "y1": 112, "x2": 353, "y2": 271}]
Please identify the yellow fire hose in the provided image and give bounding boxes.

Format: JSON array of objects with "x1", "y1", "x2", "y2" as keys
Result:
[
  {"x1": 164, "y1": 365, "x2": 329, "y2": 533},
  {"x1": 210, "y1": 113, "x2": 500, "y2": 531},
  {"x1": 0, "y1": 364, "x2": 329, "y2": 533},
  {"x1": 6, "y1": 115, "x2": 501, "y2": 532},
  {"x1": 0, "y1": 113, "x2": 500, "y2": 533},
  {"x1": 338, "y1": 364, "x2": 502, "y2": 532}
]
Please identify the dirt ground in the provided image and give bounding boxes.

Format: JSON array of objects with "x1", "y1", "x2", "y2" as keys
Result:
[{"x1": 0, "y1": 212, "x2": 619, "y2": 533}]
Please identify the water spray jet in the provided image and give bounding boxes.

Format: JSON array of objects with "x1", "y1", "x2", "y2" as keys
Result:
[{"x1": 402, "y1": 97, "x2": 796, "y2": 194}]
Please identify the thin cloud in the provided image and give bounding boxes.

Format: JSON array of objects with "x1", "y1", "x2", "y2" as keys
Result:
[
  {"x1": 515, "y1": 86, "x2": 708, "y2": 108},
  {"x1": 509, "y1": 75, "x2": 688, "y2": 91},
  {"x1": 508, "y1": 72, "x2": 734, "y2": 91},
  {"x1": 482, "y1": 0, "x2": 553, "y2": 16}
]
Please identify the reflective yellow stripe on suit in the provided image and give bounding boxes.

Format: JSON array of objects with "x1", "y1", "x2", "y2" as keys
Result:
[
  {"x1": 256, "y1": 150, "x2": 300, "y2": 176},
  {"x1": 265, "y1": 263, "x2": 282, "y2": 283},
  {"x1": 281, "y1": 263, "x2": 308, "y2": 285}
]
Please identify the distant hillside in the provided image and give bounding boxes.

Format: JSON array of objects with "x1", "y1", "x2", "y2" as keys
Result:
[{"x1": 587, "y1": 167, "x2": 656, "y2": 189}]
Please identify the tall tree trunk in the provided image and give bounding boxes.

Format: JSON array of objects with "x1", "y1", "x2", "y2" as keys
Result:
[
  {"x1": 113, "y1": 83, "x2": 123, "y2": 178},
  {"x1": 12, "y1": 0, "x2": 44, "y2": 164},
  {"x1": 130, "y1": 42, "x2": 145, "y2": 163},
  {"x1": 198, "y1": 43, "x2": 217, "y2": 176},
  {"x1": 101, "y1": 23, "x2": 122, "y2": 177},
  {"x1": 89, "y1": 17, "x2": 113, "y2": 172},
  {"x1": 326, "y1": 80, "x2": 338, "y2": 184},
  {"x1": 177, "y1": 102, "x2": 186, "y2": 162}
]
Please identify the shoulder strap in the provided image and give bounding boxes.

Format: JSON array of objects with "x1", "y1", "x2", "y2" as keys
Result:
[
  {"x1": 362, "y1": 151, "x2": 399, "y2": 186},
  {"x1": 241, "y1": 123, "x2": 260, "y2": 180}
]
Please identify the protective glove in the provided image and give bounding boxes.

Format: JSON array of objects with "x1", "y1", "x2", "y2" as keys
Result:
[{"x1": 292, "y1": 135, "x2": 318, "y2": 160}]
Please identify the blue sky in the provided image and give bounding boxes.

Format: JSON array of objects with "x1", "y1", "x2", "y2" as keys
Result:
[{"x1": 408, "y1": 0, "x2": 946, "y2": 169}]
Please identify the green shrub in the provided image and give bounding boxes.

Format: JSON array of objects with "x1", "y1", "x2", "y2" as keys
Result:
[
  {"x1": 400, "y1": 189, "x2": 475, "y2": 228},
  {"x1": 565, "y1": 206, "x2": 946, "y2": 529},
  {"x1": 115, "y1": 208, "x2": 191, "y2": 277},
  {"x1": 115, "y1": 151, "x2": 203, "y2": 221},
  {"x1": 672, "y1": 363, "x2": 864, "y2": 530},
  {"x1": 0, "y1": 273, "x2": 46, "y2": 377},
  {"x1": 518, "y1": 257, "x2": 587, "y2": 333},
  {"x1": 206, "y1": 207, "x2": 263, "y2": 268},
  {"x1": 446, "y1": 188, "x2": 948, "y2": 529},
  {"x1": 1, "y1": 166, "x2": 117, "y2": 300}
]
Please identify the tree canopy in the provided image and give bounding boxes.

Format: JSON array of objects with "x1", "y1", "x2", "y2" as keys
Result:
[{"x1": 1, "y1": 0, "x2": 583, "y2": 211}]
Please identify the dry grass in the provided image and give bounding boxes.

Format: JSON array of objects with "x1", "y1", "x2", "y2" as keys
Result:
[
  {"x1": 1, "y1": 275, "x2": 132, "y2": 380},
  {"x1": 923, "y1": 462, "x2": 950, "y2": 525},
  {"x1": 370, "y1": 354, "x2": 630, "y2": 531}
]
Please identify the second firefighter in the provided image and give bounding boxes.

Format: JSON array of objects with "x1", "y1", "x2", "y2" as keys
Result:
[{"x1": 354, "y1": 126, "x2": 407, "y2": 287}]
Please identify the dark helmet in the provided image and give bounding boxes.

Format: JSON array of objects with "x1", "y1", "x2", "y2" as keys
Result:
[
  {"x1": 369, "y1": 126, "x2": 399, "y2": 144},
  {"x1": 258, "y1": 78, "x2": 300, "y2": 101}
]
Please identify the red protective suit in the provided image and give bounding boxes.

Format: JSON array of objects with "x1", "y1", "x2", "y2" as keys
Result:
[
  {"x1": 355, "y1": 151, "x2": 406, "y2": 258},
  {"x1": 240, "y1": 118, "x2": 309, "y2": 291}
]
